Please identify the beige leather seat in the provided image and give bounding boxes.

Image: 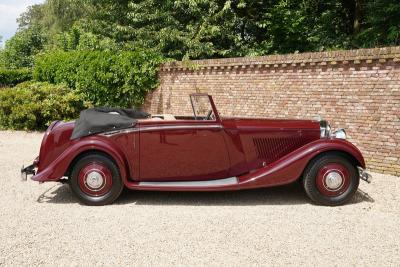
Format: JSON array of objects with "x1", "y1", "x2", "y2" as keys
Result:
[
  {"x1": 162, "y1": 114, "x2": 176, "y2": 120},
  {"x1": 151, "y1": 114, "x2": 176, "y2": 120},
  {"x1": 148, "y1": 117, "x2": 163, "y2": 121}
]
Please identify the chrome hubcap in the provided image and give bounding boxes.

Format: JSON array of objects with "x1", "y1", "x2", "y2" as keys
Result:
[
  {"x1": 85, "y1": 171, "x2": 104, "y2": 190},
  {"x1": 324, "y1": 171, "x2": 343, "y2": 190}
]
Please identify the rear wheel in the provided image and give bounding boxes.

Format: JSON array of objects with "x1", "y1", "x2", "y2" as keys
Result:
[
  {"x1": 69, "y1": 153, "x2": 124, "y2": 205},
  {"x1": 302, "y1": 153, "x2": 359, "y2": 206}
]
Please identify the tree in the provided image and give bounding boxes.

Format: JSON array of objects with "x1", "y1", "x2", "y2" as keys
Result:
[
  {"x1": 81, "y1": 0, "x2": 374, "y2": 59},
  {"x1": 122, "y1": 0, "x2": 239, "y2": 59},
  {"x1": 0, "y1": 35, "x2": 4, "y2": 68},
  {"x1": 356, "y1": 0, "x2": 400, "y2": 47},
  {"x1": 2, "y1": 0, "x2": 400, "y2": 67},
  {"x1": 17, "y1": 4, "x2": 46, "y2": 29},
  {"x1": 1, "y1": 26, "x2": 47, "y2": 68},
  {"x1": 42, "y1": 0, "x2": 88, "y2": 33}
]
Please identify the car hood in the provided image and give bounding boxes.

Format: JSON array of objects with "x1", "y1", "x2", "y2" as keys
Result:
[{"x1": 221, "y1": 117, "x2": 320, "y2": 130}]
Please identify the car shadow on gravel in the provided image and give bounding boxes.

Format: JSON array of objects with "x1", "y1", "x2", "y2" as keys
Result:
[{"x1": 37, "y1": 182, "x2": 374, "y2": 206}]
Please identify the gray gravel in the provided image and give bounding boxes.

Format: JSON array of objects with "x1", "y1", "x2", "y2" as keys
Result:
[{"x1": 0, "y1": 131, "x2": 399, "y2": 266}]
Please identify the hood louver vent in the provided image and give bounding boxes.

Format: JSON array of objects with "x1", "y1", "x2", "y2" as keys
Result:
[{"x1": 252, "y1": 136, "x2": 309, "y2": 165}]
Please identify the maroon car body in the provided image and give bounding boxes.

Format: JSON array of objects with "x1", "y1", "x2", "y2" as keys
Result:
[{"x1": 22, "y1": 94, "x2": 371, "y2": 205}]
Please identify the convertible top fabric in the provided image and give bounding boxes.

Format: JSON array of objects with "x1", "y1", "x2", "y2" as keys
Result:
[{"x1": 70, "y1": 107, "x2": 150, "y2": 139}]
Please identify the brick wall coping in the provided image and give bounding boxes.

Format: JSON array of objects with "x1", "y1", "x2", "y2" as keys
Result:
[{"x1": 161, "y1": 46, "x2": 400, "y2": 71}]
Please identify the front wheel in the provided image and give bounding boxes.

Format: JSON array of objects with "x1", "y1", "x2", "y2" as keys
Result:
[
  {"x1": 69, "y1": 153, "x2": 124, "y2": 205},
  {"x1": 302, "y1": 153, "x2": 359, "y2": 206}
]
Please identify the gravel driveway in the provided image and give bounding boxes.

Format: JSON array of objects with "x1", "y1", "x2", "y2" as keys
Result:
[{"x1": 0, "y1": 131, "x2": 399, "y2": 266}]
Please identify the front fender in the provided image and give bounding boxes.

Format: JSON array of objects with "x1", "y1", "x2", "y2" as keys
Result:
[
  {"x1": 237, "y1": 138, "x2": 366, "y2": 189},
  {"x1": 32, "y1": 136, "x2": 129, "y2": 183}
]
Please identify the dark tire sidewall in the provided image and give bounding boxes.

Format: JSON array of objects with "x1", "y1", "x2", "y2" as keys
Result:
[
  {"x1": 70, "y1": 154, "x2": 124, "y2": 205},
  {"x1": 303, "y1": 153, "x2": 359, "y2": 206}
]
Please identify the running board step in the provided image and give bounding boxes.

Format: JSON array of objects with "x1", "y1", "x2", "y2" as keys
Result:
[{"x1": 139, "y1": 177, "x2": 238, "y2": 187}]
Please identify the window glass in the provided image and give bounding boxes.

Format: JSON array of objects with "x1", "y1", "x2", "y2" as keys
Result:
[{"x1": 190, "y1": 95, "x2": 215, "y2": 120}]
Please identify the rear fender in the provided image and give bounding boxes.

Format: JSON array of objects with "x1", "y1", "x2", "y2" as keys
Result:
[
  {"x1": 237, "y1": 138, "x2": 366, "y2": 189},
  {"x1": 32, "y1": 136, "x2": 129, "y2": 184}
]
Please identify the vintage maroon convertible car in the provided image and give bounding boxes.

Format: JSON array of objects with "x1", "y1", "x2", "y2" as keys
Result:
[{"x1": 22, "y1": 94, "x2": 371, "y2": 206}]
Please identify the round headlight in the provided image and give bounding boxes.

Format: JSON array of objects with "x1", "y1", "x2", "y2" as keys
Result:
[{"x1": 333, "y1": 129, "x2": 346, "y2": 139}]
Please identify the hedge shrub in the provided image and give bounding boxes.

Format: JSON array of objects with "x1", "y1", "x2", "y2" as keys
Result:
[
  {"x1": 0, "y1": 82, "x2": 91, "y2": 130},
  {"x1": 33, "y1": 50, "x2": 164, "y2": 107},
  {"x1": 0, "y1": 68, "x2": 32, "y2": 87}
]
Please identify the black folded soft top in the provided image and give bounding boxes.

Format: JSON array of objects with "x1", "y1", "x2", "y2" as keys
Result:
[{"x1": 71, "y1": 107, "x2": 149, "y2": 139}]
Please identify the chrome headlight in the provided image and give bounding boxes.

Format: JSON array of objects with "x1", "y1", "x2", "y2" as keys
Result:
[{"x1": 332, "y1": 128, "x2": 346, "y2": 139}]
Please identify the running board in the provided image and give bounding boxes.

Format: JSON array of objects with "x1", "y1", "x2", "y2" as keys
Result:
[{"x1": 139, "y1": 177, "x2": 238, "y2": 187}]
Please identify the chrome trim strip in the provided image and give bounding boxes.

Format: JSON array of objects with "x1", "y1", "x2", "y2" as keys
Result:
[
  {"x1": 139, "y1": 177, "x2": 238, "y2": 187},
  {"x1": 101, "y1": 124, "x2": 223, "y2": 136},
  {"x1": 101, "y1": 128, "x2": 139, "y2": 136},
  {"x1": 139, "y1": 124, "x2": 223, "y2": 132}
]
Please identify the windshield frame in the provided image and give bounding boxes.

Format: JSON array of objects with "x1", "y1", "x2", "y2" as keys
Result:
[{"x1": 189, "y1": 93, "x2": 221, "y2": 122}]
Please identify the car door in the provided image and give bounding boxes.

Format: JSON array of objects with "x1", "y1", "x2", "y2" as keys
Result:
[{"x1": 138, "y1": 121, "x2": 230, "y2": 181}]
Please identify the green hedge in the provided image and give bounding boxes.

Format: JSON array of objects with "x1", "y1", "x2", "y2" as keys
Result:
[
  {"x1": 33, "y1": 50, "x2": 164, "y2": 107},
  {"x1": 0, "y1": 68, "x2": 32, "y2": 87},
  {"x1": 0, "y1": 82, "x2": 91, "y2": 130}
]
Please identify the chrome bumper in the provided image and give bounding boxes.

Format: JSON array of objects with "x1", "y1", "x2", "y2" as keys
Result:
[
  {"x1": 21, "y1": 157, "x2": 38, "y2": 181},
  {"x1": 358, "y1": 167, "x2": 372, "y2": 183}
]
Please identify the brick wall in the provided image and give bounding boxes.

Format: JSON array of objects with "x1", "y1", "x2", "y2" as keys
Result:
[{"x1": 143, "y1": 47, "x2": 400, "y2": 176}]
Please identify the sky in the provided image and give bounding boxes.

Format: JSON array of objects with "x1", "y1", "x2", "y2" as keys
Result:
[{"x1": 0, "y1": 0, "x2": 45, "y2": 47}]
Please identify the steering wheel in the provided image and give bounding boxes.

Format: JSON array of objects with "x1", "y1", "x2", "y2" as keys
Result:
[{"x1": 205, "y1": 110, "x2": 213, "y2": 120}]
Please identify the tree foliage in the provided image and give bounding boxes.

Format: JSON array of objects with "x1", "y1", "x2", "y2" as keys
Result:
[
  {"x1": 0, "y1": 68, "x2": 32, "y2": 87},
  {"x1": 356, "y1": 0, "x2": 400, "y2": 47},
  {"x1": 34, "y1": 50, "x2": 164, "y2": 107},
  {"x1": 0, "y1": 81, "x2": 90, "y2": 130},
  {"x1": 0, "y1": 26, "x2": 47, "y2": 68},
  {"x1": 1, "y1": 0, "x2": 399, "y2": 68},
  {"x1": 82, "y1": 0, "x2": 400, "y2": 59}
]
